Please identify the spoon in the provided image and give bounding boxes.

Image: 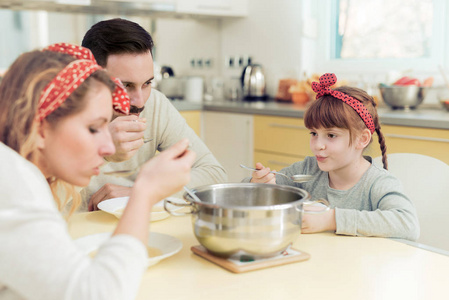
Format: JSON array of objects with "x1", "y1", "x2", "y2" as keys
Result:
[
  {"x1": 143, "y1": 138, "x2": 153, "y2": 143},
  {"x1": 239, "y1": 164, "x2": 314, "y2": 183},
  {"x1": 183, "y1": 186, "x2": 202, "y2": 202},
  {"x1": 102, "y1": 167, "x2": 139, "y2": 177},
  {"x1": 103, "y1": 142, "x2": 192, "y2": 177}
]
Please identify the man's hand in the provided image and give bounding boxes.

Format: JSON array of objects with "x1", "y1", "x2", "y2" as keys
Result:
[
  {"x1": 88, "y1": 184, "x2": 132, "y2": 211},
  {"x1": 301, "y1": 208, "x2": 336, "y2": 233},
  {"x1": 105, "y1": 115, "x2": 147, "y2": 162},
  {"x1": 250, "y1": 162, "x2": 276, "y2": 184}
]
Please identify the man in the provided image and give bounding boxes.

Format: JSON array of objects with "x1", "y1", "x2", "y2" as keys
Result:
[{"x1": 81, "y1": 18, "x2": 227, "y2": 210}]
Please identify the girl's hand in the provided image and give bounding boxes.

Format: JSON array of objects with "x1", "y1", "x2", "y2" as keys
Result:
[
  {"x1": 301, "y1": 209, "x2": 336, "y2": 233},
  {"x1": 133, "y1": 138, "x2": 196, "y2": 204},
  {"x1": 250, "y1": 162, "x2": 276, "y2": 184}
]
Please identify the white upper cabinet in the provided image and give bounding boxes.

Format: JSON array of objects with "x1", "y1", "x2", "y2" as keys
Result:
[{"x1": 176, "y1": 0, "x2": 248, "y2": 17}]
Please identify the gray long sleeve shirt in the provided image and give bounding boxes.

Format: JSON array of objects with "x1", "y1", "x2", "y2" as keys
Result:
[{"x1": 244, "y1": 156, "x2": 420, "y2": 241}]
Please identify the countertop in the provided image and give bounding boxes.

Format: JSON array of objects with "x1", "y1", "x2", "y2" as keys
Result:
[{"x1": 172, "y1": 99, "x2": 449, "y2": 130}]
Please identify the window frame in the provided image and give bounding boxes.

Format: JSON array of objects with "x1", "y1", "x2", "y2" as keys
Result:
[{"x1": 315, "y1": 0, "x2": 449, "y2": 74}]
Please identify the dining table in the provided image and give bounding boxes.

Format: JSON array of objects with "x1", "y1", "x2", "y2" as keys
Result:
[{"x1": 68, "y1": 210, "x2": 449, "y2": 300}]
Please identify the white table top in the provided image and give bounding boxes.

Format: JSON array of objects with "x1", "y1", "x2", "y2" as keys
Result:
[{"x1": 68, "y1": 211, "x2": 449, "y2": 300}]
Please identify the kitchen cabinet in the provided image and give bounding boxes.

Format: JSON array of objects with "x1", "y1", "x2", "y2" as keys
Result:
[
  {"x1": 180, "y1": 110, "x2": 201, "y2": 137},
  {"x1": 176, "y1": 0, "x2": 248, "y2": 17},
  {"x1": 253, "y1": 115, "x2": 313, "y2": 170},
  {"x1": 254, "y1": 114, "x2": 449, "y2": 168},
  {"x1": 203, "y1": 112, "x2": 253, "y2": 182},
  {"x1": 368, "y1": 125, "x2": 449, "y2": 165}
]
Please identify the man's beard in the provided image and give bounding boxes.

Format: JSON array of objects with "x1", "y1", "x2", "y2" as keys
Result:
[{"x1": 130, "y1": 105, "x2": 145, "y2": 114}]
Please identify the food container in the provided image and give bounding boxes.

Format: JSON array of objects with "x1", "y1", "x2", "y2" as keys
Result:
[
  {"x1": 438, "y1": 89, "x2": 449, "y2": 111},
  {"x1": 378, "y1": 84, "x2": 428, "y2": 109},
  {"x1": 164, "y1": 183, "x2": 329, "y2": 259}
]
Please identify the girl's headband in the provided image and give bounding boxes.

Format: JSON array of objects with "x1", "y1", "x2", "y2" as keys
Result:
[
  {"x1": 37, "y1": 43, "x2": 130, "y2": 122},
  {"x1": 311, "y1": 73, "x2": 375, "y2": 134}
]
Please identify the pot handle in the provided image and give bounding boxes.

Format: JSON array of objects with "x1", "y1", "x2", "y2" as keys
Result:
[
  {"x1": 299, "y1": 198, "x2": 330, "y2": 214},
  {"x1": 164, "y1": 199, "x2": 194, "y2": 216}
]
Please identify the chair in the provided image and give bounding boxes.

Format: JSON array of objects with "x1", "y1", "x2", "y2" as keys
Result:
[{"x1": 373, "y1": 153, "x2": 449, "y2": 252}]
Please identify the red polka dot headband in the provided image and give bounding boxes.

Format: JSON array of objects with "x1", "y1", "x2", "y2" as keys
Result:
[
  {"x1": 311, "y1": 73, "x2": 375, "y2": 134},
  {"x1": 37, "y1": 43, "x2": 130, "y2": 122}
]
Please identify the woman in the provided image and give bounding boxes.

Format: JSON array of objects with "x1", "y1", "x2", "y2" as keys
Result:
[{"x1": 0, "y1": 44, "x2": 195, "y2": 299}]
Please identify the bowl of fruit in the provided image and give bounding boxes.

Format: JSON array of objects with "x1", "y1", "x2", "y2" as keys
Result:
[
  {"x1": 379, "y1": 76, "x2": 433, "y2": 109},
  {"x1": 441, "y1": 100, "x2": 449, "y2": 111}
]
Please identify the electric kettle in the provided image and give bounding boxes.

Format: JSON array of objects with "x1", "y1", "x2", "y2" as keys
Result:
[{"x1": 241, "y1": 63, "x2": 267, "y2": 101}]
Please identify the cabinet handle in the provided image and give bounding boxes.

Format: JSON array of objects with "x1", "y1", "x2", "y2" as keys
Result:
[
  {"x1": 267, "y1": 160, "x2": 293, "y2": 167},
  {"x1": 269, "y1": 123, "x2": 307, "y2": 130},
  {"x1": 385, "y1": 133, "x2": 449, "y2": 143}
]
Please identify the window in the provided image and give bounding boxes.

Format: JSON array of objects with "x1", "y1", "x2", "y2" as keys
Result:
[
  {"x1": 315, "y1": 0, "x2": 449, "y2": 74},
  {"x1": 334, "y1": 0, "x2": 433, "y2": 60},
  {"x1": 0, "y1": 10, "x2": 32, "y2": 71}
]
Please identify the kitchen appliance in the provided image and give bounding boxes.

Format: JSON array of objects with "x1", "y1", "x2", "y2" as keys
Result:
[
  {"x1": 224, "y1": 77, "x2": 243, "y2": 101},
  {"x1": 157, "y1": 77, "x2": 183, "y2": 99},
  {"x1": 160, "y1": 65, "x2": 175, "y2": 78},
  {"x1": 241, "y1": 63, "x2": 267, "y2": 101},
  {"x1": 183, "y1": 76, "x2": 204, "y2": 103},
  {"x1": 164, "y1": 183, "x2": 329, "y2": 259}
]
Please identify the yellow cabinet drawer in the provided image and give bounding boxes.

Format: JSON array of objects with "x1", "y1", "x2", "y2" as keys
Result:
[
  {"x1": 369, "y1": 125, "x2": 449, "y2": 164},
  {"x1": 180, "y1": 110, "x2": 201, "y2": 137},
  {"x1": 254, "y1": 151, "x2": 303, "y2": 171},
  {"x1": 254, "y1": 115, "x2": 312, "y2": 157}
]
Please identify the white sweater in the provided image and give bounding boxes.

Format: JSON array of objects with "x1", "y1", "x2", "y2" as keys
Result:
[
  {"x1": 0, "y1": 142, "x2": 147, "y2": 300},
  {"x1": 81, "y1": 89, "x2": 227, "y2": 203}
]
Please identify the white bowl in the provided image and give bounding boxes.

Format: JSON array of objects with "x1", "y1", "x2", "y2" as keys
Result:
[
  {"x1": 97, "y1": 196, "x2": 186, "y2": 222},
  {"x1": 74, "y1": 232, "x2": 182, "y2": 267}
]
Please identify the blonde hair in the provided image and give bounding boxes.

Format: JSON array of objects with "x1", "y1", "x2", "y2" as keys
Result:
[
  {"x1": 304, "y1": 86, "x2": 388, "y2": 170},
  {"x1": 0, "y1": 50, "x2": 115, "y2": 216}
]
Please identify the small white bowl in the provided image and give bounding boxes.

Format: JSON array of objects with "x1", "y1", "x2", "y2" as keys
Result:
[{"x1": 97, "y1": 197, "x2": 187, "y2": 222}]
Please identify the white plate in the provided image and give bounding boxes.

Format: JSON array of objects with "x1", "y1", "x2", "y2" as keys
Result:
[
  {"x1": 74, "y1": 232, "x2": 182, "y2": 267},
  {"x1": 97, "y1": 196, "x2": 187, "y2": 222}
]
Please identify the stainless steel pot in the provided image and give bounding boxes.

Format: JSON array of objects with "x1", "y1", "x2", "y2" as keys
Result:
[{"x1": 164, "y1": 183, "x2": 329, "y2": 259}]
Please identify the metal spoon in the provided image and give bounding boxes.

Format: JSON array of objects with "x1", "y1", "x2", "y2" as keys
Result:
[
  {"x1": 101, "y1": 138, "x2": 151, "y2": 176},
  {"x1": 239, "y1": 164, "x2": 314, "y2": 183},
  {"x1": 103, "y1": 142, "x2": 192, "y2": 177},
  {"x1": 183, "y1": 186, "x2": 202, "y2": 202},
  {"x1": 102, "y1": 167, "x2": 139, "y2": 177}
]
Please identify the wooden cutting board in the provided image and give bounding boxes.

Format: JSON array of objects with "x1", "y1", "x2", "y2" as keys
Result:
[{"x1": 191, "y1": 245, "x2": 310, "y2": 273}]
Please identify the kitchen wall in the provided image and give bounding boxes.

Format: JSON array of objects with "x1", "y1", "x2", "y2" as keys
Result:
[
  {"x1": 155, "y1": 18, "x2": 220, "y2": 78},
  {"x1": 220, "y1": 0, "x2": 306, "y2": 97},
  {"x1": 153, "y1": 0, "x2": 314, "y2": 98}
]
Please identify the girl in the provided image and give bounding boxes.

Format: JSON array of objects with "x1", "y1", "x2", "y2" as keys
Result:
[
  {"x1": 0, "y1": 43, "x2": 195, "y2": 299},
  {"x1": 247, "y1": 73, "x2": 419, "y2": 241}
]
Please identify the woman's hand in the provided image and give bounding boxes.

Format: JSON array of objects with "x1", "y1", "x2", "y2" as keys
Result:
[
  {"x1": 114, "y1": 139, "x2": 196, "y2": 243},
  {"x1": 249, "y1": 162, "x2": 276, "y2": 184},
  {"x1": 301, "y1": 208, "x2": 336, "y2": 234},
  {"x1": 134, "y1": 138, "x2": 196, "y2": 204}
]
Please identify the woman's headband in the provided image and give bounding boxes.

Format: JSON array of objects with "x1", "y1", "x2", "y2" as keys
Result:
[
  {"x1": 37, "y1": 43, "x2": 130, "y2": 122},
  {"x1": 311, "y1": 73, "x2": 375, "y2": 134}
]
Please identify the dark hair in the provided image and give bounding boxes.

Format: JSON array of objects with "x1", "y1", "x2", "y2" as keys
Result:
[
  {"x1": 304, "y1": 86, "x2": 388, "y2": 170},
  {"x1": 81, "y1": 18, "x2": 154, "y2": 67}
]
